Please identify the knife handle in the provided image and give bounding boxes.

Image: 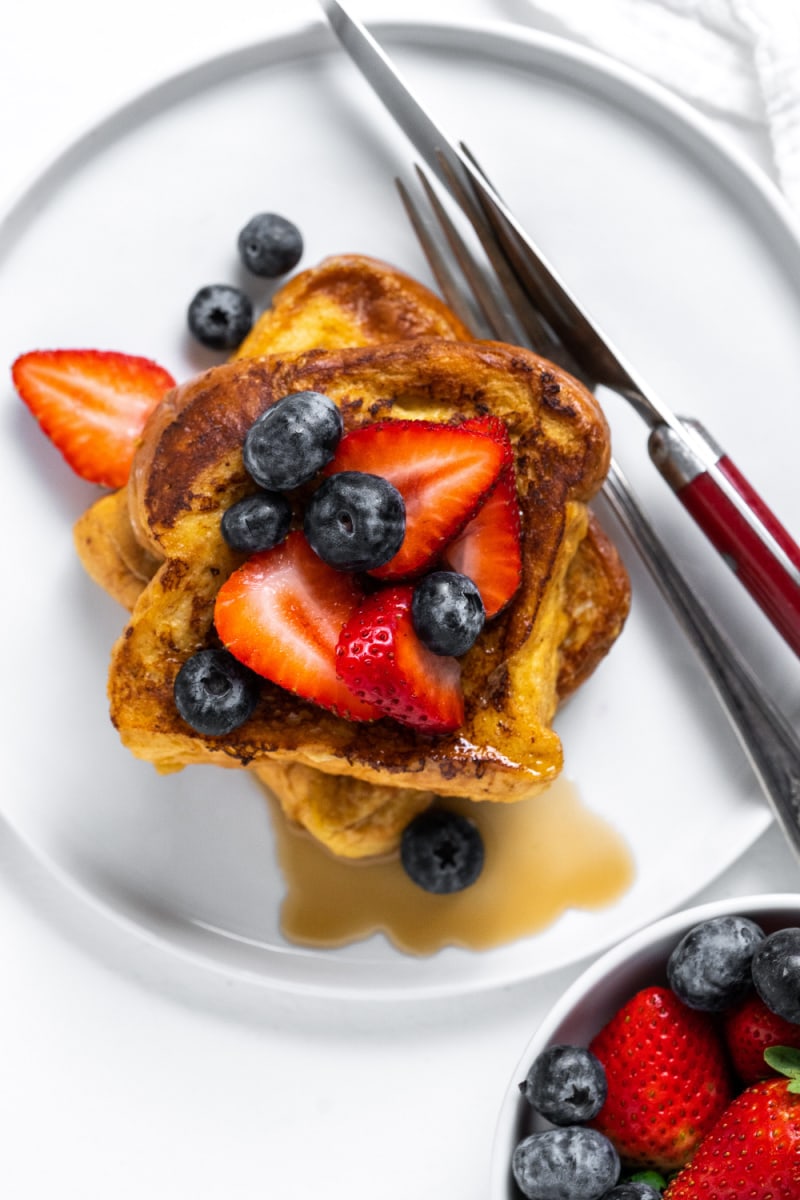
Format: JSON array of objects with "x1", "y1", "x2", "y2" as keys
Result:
[{"x1": 648, "y1": 420, "x2": 800, "y2": 658}]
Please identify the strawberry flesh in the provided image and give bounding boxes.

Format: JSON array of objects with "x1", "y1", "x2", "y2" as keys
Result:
[
  {"x1": 214, "y1": 531, "x2": 380, "y2": 721},
  {"x1": 443, "y1": 415, "x2": 521, "y2": 616},
  {"x1": 457, "y1": 413, "x2": 515, "y2": 466},
  {"x1": 336, "y1": 585, "x2": 464, "y2": 733},
  {"x1": 12, "y1": 348, "x2": 175, "y2": 488},
  {"x1": 324, "y1": 419, "x2": 505, "y2": 580},
  {"x1": 444, "y1": 466, "x2": 521, "y2": 617}
]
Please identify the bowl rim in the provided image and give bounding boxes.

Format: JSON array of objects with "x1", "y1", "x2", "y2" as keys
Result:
[{"x1": 490, "y1": 891, "x2": 800, "y2": 1197}]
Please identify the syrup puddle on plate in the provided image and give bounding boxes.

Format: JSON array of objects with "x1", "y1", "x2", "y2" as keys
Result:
[{"x1": 266, "y1": 779, "x2": 634, "y2": 955}]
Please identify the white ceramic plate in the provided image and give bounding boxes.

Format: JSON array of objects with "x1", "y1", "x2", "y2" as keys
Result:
[{"x1": 2, "y1": 19, "x2": 799, "y2": 1000}]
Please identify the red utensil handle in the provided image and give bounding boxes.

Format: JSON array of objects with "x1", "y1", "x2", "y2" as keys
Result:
[
  {"x1": 649, "y1": 422, "x2": 800, "y2": 657},
  {"x1": 679, "y1": 459, "x2": 800, "y2": 655}
]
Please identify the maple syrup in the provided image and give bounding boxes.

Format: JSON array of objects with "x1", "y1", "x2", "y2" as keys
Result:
[{"x1": 266, "y1": 779, "x2": 634, "y2": 955}]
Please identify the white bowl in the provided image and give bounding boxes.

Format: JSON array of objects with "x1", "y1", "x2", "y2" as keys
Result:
[{"x1": 490, "y1": 893, "x2": 800, "y2": 1198}]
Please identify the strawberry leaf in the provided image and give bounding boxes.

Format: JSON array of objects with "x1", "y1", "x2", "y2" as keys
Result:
[
  {"x1": 630, "y1": 1170, "x2": 667, "y2": 1193},
  {"x1": 764, "y1": 1044, "x2": 800, "y2": 1090}
]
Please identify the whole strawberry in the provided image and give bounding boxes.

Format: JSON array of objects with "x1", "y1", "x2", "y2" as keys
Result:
[
  {"x1": 589, "y1": 986, "x2": 732, "y2": 1171},
  {"x1": 723, "y1": 991, "x2": 800, "y2": 1085},
  {"x1": 663, "y1": 1047, "x2": 800, "y2": 1199}
]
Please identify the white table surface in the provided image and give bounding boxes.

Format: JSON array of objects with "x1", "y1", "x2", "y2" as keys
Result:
[{"x1": 2, "y1": 3, "x2": 798, "y2": 1197}]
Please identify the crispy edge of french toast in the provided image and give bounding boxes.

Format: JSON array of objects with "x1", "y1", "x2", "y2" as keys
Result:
[
  {"x1": 557, "y1": 512, "x2": 631, "y2": 701},
  {"x1": 73, "y1": 488, "x2": 161, "y2": 610},
  {"x1": 233, "y1": 253, "x2": 474, "y2": 358}
]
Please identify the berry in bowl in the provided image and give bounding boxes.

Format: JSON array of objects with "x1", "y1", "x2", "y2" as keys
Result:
[{"x1": 491, "y1": 894, "x2": 800, "y2": 1199}]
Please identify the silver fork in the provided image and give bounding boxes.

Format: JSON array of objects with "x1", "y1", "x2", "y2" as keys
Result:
[{"x1": 397, "y1": 164, "x2": 800, "y2": 862}]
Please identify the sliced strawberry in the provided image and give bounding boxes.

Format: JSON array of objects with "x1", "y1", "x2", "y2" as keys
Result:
[
  {"x1": 336, "y1": 585, "x2": 464, "y2": 733},
  {"x1": 214, "y1": 531, "x2": 381, "y2": 721},
  {"x1": 444, "y1": 416, "x2": 521, "y2": 617},
  {"x1": 12, "y1": 349, "x2": 175, "y2": 488},
  {"x1": 458, "y1": 414, "x2": 515, "y2": 468},
  {"x1": 443, "y1": 468, "x2": 521, "y2": 617},
  {"x1": 324, "y1": 419, "x2": 505, "y2": 580}
]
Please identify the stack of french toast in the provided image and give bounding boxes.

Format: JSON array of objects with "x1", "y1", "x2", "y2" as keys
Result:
[{"x1": 73, "y1": 254, "x2": 630, "y2": 859}]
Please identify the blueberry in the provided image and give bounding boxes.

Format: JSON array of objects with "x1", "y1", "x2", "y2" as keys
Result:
[
  {"x1": 237, "y1": 213, "x2": 303, "y2": 277},
  {"x1": 400, "y1": 809, "x2": 484, "y2": 894},
  {"x1": 174, "y1": 648, "x2": 259, "y2": 736},
  {"x1": 221, "y1": 492, "x2": 292, "y2": 553},
  {"x1": 667, "y1": 915, "x2": 765, "y2": 1011},
  {"x1": 602, "y1": 1185, "x2": 661, "y2": 1200},
  {"x1": 512, "y1": 1127, "x2": 620, "y2": 1200},
  {"x1": 304, "y1": 472, "x2": 405, "y2": 571},
  {"x1": 411, "y1": 571, "x2": 485, "y2": 656},
  {"x1": 752, "y1": 928, "x2": 800, "y2": 1023},
  {"x1": 187, "y1": 284, "x2": 253, "y2": 350},
  {"x1": 243, "y1": 391, "x2": 343, "y2": 491},
  {"x1": 519, "y1": 1045, "x2": 607, "y2": 1126}
]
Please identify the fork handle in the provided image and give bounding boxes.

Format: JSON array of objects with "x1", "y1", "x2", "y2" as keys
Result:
[{"x1": 649, "y1": 420, "x2": 800, "y2": 658}]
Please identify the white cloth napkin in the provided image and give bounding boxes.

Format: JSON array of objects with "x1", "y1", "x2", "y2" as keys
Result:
[{"x1": 515, "y1": 0, "x2": 800, "y2": 210}]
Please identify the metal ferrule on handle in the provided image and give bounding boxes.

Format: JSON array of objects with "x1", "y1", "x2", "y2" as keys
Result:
[{"x1": 649, "y1": 420, "x2": 800, "y2": 657}]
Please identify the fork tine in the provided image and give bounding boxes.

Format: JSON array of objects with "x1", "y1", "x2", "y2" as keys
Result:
[
  {"x1": 431, "y1": 152, "x2": 565, "y2": 363},
  {"x1": 398, "y1": 164, "x2": 591, "y2": 387},
  {"x1": 395, "y1": 175, "x2": 490, "y2": 336},
  {"x1": 411, "y1": 166, "x2": 523, "y2": 345}
]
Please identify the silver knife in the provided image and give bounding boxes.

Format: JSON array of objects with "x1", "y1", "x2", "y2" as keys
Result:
[{"x1": 318, "y1": 0, "x2": 800, "y2": 658}]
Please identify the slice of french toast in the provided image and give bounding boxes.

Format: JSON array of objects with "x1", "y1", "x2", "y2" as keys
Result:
[
  {"x1": 111, "y1": 337, "x2": 619, "y2": 792},
  {"x1": 77, "y1": 254, "x2": 629, "y2": 857}
]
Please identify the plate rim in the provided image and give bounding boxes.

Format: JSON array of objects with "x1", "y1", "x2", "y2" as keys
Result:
[{"x1": 3, "y1": 16, "x2": 799, "y2": 261}]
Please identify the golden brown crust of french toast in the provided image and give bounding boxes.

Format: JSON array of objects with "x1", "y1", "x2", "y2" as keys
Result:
[
  {"x1": 558, "y1": 512, "x2": 631, "y2": 701},
  {"x1": 234, "y1": 253, "x2": 474, "y2": 358},
  {"x1": 109, "y1": 337, "x2": 614, "y2": 805},
  {"x1": 73, "y1": 488, "x2": 160, "y2": 610}
]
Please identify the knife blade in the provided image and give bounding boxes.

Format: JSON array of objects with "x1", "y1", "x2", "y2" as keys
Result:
[{"x1": 319, "y1": 0, "x2": 800, "y2": 657}]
